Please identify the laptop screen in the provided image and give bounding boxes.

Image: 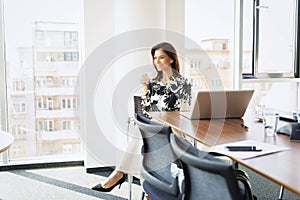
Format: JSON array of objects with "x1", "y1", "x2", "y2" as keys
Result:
[{"x1": 180, "y1": 90, "x2": 254, "y2": 120}]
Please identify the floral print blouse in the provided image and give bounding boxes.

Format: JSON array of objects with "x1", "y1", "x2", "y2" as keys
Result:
[{"x1": 141, "y1": 75, "x2": 192, "y2": 116}]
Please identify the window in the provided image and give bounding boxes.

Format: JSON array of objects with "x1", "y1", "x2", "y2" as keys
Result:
[
  {"x1": 64, "y1": 52, "x2": 78, "y2": 61},
  {"x1": 64, "y1": 31, "x2": 78, "y2": 47},
  {"x1": 1, "y1": 0, "x2": 83, "y2": 165},
  {"x1": 13, "y1": 80, "x2": 25, "y2": 92},
  {"x1": 62, "y1": 98, "x2": 71, "y2": 109},
  {"x1": 61, "y1": 78, "x2": 75, "y2": 87},
  {"x1": 36, "y1": 77, "x2": 53, "y2": 88},
  {"x1": 61, "y1": 97, "x2": 78, "y2": 109},
  {"x1": 37, "y1": 97, "x2": 53, "y2": 110},
  {"x1": 12, "y1": 102, "x2": 26, "y2": 113},
  {"x1": 13, "y1": 124, "x2": 27, "y2": 140},
  {"x1": 38, "y1": 120, "x2": 54, "y2": 132},
  {"x1": 241, "y1": 0, "x2": 300, "y2": 113},
  {"x1": 36, "y1": 52, "x2": 64, "y2": 62},
  {"x1": 185, "y1": 0, "x2": 235, "y2": 90},
  {"x1": 62, "y1": 120, "x2": 73, "y2": 130},
  {"x1": 245, "y1": 0, "x2": 298, "y2": 78},
  {"x1": 35, "y1": 31, "x2": 76, "y2": 48}
]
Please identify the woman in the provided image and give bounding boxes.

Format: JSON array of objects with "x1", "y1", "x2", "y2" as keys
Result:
[
  {"x1": 92, "y1": 42, "x2": 192, "y2": 195},
  {"x1": 141, "y1": 42, "x2": 192, "y2": 115}
]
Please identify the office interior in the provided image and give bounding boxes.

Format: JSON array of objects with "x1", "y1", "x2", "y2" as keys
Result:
[{"x1": 0, "y1": 0, "x2": 300, "y2": 199}]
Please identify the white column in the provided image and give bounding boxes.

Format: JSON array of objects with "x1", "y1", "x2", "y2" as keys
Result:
[
  {"x1": 114, "y1": 0, "x2": 166, "y2": 33},
  {"x1": 83, "y1": 0, "x2": 186, "y2": 168}
]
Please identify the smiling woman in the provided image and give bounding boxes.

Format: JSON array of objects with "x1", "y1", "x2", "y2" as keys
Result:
[
  {"x1": 91, "y1": 42, "x2": 193, "y2": 196},
  {"x1": 141, "y1": 42, "x2": 192, "y2": 115}
]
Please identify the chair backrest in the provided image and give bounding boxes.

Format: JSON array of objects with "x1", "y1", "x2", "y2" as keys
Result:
[
  {"x1": 134, "y1": 96, "x2": 143, "y2": 116},
  {"x1": 170, "y1": 134, "x2": 243, "y2": 200},
  {"x1": 134, "y1": 114, "x2": 180, "y2": 196}
]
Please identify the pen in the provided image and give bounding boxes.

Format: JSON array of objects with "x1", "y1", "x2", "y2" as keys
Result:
[{"x1": 226, "y1": 146, "x2": 262, "y2": 152}]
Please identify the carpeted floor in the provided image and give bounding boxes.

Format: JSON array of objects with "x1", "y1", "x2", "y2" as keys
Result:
[
  {"x1": 241, "y1": 166, "x2": 300, "y2": 200},
  {"x1": 0, "y1": 166, "x2": 143, "y2": 200},
  {"x1": 0, "y1": 165, "x2": 299, "y2": 200}
]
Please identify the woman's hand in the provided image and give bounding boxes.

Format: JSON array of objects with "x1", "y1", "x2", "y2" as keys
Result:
[
  {"x1": 140, "y1": 74, "x2": 150, "y2": 95},
  {"x1": 140, "y1": 73, "x2": 150, "y2": 85}
]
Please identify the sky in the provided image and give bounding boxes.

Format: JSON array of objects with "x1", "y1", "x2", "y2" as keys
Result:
[
  {"x1": 185, "y1": 0, "x2": 235, "y2": 46},
  {"x1": 3, "y1": 0, "x2": 83, "y2": 67}
]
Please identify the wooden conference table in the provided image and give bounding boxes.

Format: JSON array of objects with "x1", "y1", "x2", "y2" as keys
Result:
[{"x1": 149, "y1": 110, "x2": 300, "y2": 196}]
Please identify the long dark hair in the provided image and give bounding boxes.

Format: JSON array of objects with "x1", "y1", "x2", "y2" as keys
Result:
[{"x1": 151, "y1": 42, "x2": 180, "y2": 81}]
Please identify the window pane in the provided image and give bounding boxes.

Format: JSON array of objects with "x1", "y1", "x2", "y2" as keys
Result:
[
  {"x1": 257, "y1": 0, "x2": 295, "y2": 75},
  {"x1": 243, "y1": 80, "x2": 300, "y2": 113},
  {"x1": 242, "y1": 0, "x2": 254, "y2": 74},
  {"x1": 185, "y1": 0, "x2": 235, "y2": 90},
  {"x1": 3, "y1": 0, "x2": 83, "y2": 163}
]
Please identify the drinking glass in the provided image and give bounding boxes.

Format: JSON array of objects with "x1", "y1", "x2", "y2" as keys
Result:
[{"x1": 263, "y1": 111, "x2": 279, "y2": 137}]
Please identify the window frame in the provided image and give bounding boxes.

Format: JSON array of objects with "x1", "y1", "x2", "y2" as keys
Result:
[{"x1": 245, "y1": 0, "x2": 300, "y2": 78}]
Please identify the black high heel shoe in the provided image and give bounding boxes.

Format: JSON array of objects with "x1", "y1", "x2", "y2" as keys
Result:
[{"x1": 92, "y1": 175, "x2": 125, "y2": 192}]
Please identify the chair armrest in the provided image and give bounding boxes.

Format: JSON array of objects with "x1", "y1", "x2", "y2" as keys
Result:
[
  {"x1": 141, "y1": 165, "x2": 179, "y2": 196},
  {"x1": 235, "y1": 172, "x2": 255, "y2": 200}
]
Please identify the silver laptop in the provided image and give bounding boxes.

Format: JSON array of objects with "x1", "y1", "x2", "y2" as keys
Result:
[{"x1": 180, "y1": 90, "x2": 254, "y2": 120}]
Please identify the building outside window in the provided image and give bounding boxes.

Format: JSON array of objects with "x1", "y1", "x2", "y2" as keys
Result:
[
  {"x1": 185, "y1": 0, "x2": 300, "y2": 113},
  {"x1": 61, "y1": 78, "x2": 75, "y2": 87},
  {"x1": 1, "y1": 0, "x2": 84, "y2": 164},
  {"x1": 62, "y1": 120, "x2": 74, "y2": 130},
  {"x1": 12, "y1": 80, "x2": 26, "y2": 92},
  {"x1": 12, "y1": 102, "x2": 26, "y2": 113},
  {"x1": 185, "y1": 0, "x2": 235, "y2": 91}
]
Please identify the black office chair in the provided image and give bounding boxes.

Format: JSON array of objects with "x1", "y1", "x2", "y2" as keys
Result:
[
  {"x1": 134, "y1": 114, "x2": 182, "y2": 200},
  {"x1": 127, "y1": 96, "x2": 166, "y2": 199},
  {"x1": 134, "y1": 95, "x2": 144, "y2": 116},
  {"x1": 170, "y1": 133, "x2": 255, "y2": 200}
]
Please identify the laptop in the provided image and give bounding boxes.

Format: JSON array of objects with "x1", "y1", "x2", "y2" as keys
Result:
[{"x1": 180, "y1": 90, "x2": 254, "y2": 120}]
